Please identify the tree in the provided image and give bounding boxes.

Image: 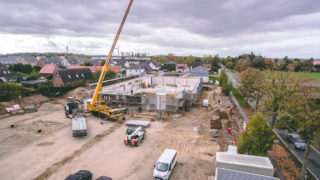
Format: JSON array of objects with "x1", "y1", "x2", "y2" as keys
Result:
[
  {"x1": 225, "y1": 61, "x2": 234, "y2": 69},
  {"x1": 280, "y1": 74, "x2": 320, "y2": 180},
  {"x1": 186, "y1": 55, "x2": 195, "y2": 66},
  {"x1": 234, "y1": 59, "x2": 251, "y2": 72},
  {"x1": 211, "y1": 54, "x2": 220, "y2": 72},
  {"x1": 263, "y1": 71, "x2": 292, "y2": 128},
  {"x1": 92, "y1": 70, "x2": 117, "y2": 82},
  {"x1": 219, "y1": 70, "x2": 231, "y2": 95},
  {"x1": 82, "y1": 62, "x2": 93, "y2": 66},
  {"x1": 28, "y1": 69, "x2": 39, "y2": 80},
  {"x1": 238, "y1": 68, "x2": 265, "y2": 111},
  {"x1": 237, "y1": 113, "x2": 275, "y2": 156}
]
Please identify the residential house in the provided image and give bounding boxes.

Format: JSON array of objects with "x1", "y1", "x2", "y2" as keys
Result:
[
  {"x1": 313, "y1": 61, "x2": 320, "y2": 66},
  {"x1": 139, "y1": 62, "x2": 153, "y2": 74},
  {"x1": 0, "y1": 63, "x2": 22, "y2": 82},
  {"x1": 202, "y1": 63, "x2": 211, "y2": 71},
  {"x1": 53, "y1": 68, "x2": 92, "y2": 86},
  {"x1": 163, "y1": 61, "x2": 177, "y2": 71},
  {"x1": 149, "y1": 61, "x2": 160, "y2": 71},
  {"x1": 39, "y1": 64, "x2": 60, "y2": 79},
  {"x1": 126, "y1": 65, "x2": 145, "y2": 76},
  {"x1": 0, "y1": 56, "x2": 20, "y2": 65},
  {"x1": 61, "y1": 56, "x2": 80, "y2": 68},
  {"x1": 190, "y1": 66, "x2": 209, "y2": 82},
  {"x1": 68, "y1": 66, "x2": 121, "y2": 73},
  {"x1": 44, "y1": 56, "x2": 64, "y2": 67},
  {"x1": 36, "y1": 57, "x2": 48, "y2": 67},
  {"x1": 19, "y1": 56, "x2": 38, "y2": 66},
  {"x1": 176, "y1": 64, "x2": 189, "y2": 73}
]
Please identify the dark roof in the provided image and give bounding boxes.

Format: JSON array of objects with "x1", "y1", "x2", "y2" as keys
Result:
[
  {"x1": 128, "y1": 65, "x2": 141, "y2": 70},
  {"x1": 0, "y1": 56, "x2": 20, "y2": 64},
  {"x1": 165, "y1": 61, "x2": 177, "y2": 65},
  {"x1": 77, "y1": 57, "x2": 91, "y2": 62},
  {"x1": 0, "y1": 63, "x2": 21, "y2": 79},
  {"x1": 47, "y1": 56, "x2": 63, "y2": 66},
  {"x1": 140, "y1": 62, "x2": 153, "y2": 71},
  {"x1": 151, "y1": 61, "x2": 160, "y2": 67},
  {"x1": 57, "y1": 68, "x2": 92, "y2": 84},
  {"x1": 21, "y1": 56, "x2": 37, "y2": 63},
  {"x1": 21, "y1": 80, "x2": 46, "y2": 86},
  {"x1": 216, "y1": 168, "x2": 278, "y2": 180},
  {"x1": 190, "y1": 66, "x2": 209, "y2": 76},
  {"x1": 65, "y1": 56, "x2": 80, "y2": 65}
]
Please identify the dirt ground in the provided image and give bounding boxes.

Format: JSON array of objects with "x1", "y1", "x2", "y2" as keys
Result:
[{"x1": 0, "y1": 85, "x2": 243, "y2": 180}]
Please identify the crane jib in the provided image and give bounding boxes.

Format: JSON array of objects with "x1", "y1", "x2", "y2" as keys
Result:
[{"x1": 90, "y1": 0, "x2": 134, "y2": 107}]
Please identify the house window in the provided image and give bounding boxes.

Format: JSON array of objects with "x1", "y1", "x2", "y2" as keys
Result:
[
  {"x1": 3, "y1": 71, "x2": 6, "y2": 74},
  {"x1": 68, "y1": 75, "x2": 71, "y2": 79},
  {"x1": 76, "y1": 74, "x2": 79, "y2": 78},
  {"x1": 8, "y1": 71, "x2": 10, "y2": 74},
  {"x1": 81, "y1": 74, "x2": 84, "y2": 77}
]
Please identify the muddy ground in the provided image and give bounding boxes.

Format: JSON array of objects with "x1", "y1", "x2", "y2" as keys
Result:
[{"x1": 0, "y1": 86, "x2": 241, "y2": 180}]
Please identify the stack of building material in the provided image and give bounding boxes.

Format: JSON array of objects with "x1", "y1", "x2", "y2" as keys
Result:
[{"x1": 211, "y1": 115, "x2": 222, "y2": 129}]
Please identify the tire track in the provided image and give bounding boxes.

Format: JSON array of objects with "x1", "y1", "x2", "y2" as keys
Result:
[{"x1": 34, "y1": 122, "x2": 122, "y2": 180}]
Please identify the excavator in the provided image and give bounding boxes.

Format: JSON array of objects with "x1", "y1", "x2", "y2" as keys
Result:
[{"x1": 86, "y1": 0, "x2": 134, "y2": 120}]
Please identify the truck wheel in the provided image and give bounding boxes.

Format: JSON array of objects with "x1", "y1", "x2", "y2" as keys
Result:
[{"x1": 142, "y1": 135, "x2": 145, "y2": 140}]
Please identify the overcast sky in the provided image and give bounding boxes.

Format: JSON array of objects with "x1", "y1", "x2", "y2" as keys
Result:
[{"x1": 0, "y1": 0, "x2": 319, "y2": 58}]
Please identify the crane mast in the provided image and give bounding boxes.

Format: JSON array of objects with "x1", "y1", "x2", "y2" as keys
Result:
[{"x1": 87, "y1": 0, "x2": 134, "y2": 113}]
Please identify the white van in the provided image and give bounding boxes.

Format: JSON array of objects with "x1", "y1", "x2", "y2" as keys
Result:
[
  {"x1": 202, "y1": 99, "x2": 209, "y2": 107},
  {"x1": 153, "y1": 149, "x2": 177, "y2": 180}
]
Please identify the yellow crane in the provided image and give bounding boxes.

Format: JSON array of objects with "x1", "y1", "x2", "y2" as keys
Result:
[{"x1": 87, "y1": 0, "x2": 134, "y2": 120}]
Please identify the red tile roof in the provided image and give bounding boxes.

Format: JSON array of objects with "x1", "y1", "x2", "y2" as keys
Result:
[
  {"x1": 39, "y1": 64, "x2": 59, "y2": 74},
  {"x1": 313, "y1": 61, "x2": 320, "y2": 65},
  {"x1": 176, "y1": 64, "x2": 188, "y2": 69}
]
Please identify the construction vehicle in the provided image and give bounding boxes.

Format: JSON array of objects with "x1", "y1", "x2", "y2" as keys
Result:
[
  {"x1": 65, "y1": 101, "x2": 80, "y2": 118},
  {"x1": 124, "y1": 126, "x2": 145, "y2": 146},
  {"x1": 85, "y1": 0, "x2": 134, "y2": 120}
]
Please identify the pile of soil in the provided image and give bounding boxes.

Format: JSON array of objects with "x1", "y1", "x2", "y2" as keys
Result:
[
  {"x1": 62, "y1": 87, "x2": 87, "y2": 100},
  {"x1": 20, "y1": 95, "x2": 50, "y2": 108}
]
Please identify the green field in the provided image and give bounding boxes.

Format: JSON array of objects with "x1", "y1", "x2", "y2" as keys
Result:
[{"x1": 306, "y1": 72, "x2": 320, "y2": 81}]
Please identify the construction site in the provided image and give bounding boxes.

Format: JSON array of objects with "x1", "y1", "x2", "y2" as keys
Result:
[
  {"x1": 93, "y1": 73, "x2": 203, "y2": 113},
  {"x1": 0, "y1": 77, "x2": 245, "y2": 179}
]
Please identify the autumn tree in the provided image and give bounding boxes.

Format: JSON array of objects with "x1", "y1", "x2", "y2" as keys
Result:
[
  {"x1": 234, "y1": 59, "x2": 251, "y2": 72},
  {"x1": 238, "y1": 68, "x2": 265, "y2": 111},
  {"x1": 211, "y1": 54, "x2": 220, "y2": 72},
  {"x1": 263, "y1": 71, "x2": 292, "y2": 128},
  {"x1": 237, "y1": 113, "x2": 275, "y2": 156},
  {"x1": 279, "y1": 74, "x2": 320, "y2": 180}
]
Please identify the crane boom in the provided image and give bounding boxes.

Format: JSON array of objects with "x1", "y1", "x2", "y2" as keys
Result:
[{"x1": 89, "y1": 0, "x2": 134, "y2": 110}]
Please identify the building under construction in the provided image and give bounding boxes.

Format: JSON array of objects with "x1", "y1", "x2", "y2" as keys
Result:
[{"x1": 98, "y1": 73, "x2": 203, "y2": 112}]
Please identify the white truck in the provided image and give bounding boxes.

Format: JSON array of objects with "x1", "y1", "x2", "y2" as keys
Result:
[{"x1": 72, "y1": 116, "x2": 87, "y2": 137}]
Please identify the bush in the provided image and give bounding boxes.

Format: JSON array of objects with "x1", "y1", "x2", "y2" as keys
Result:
[
  {"x1": 231, "y1": 87, "x2": 251, "y2": 108},
  {"x1": 37, "y1": 80, "x2": 84, "y2": 97},
  {"x1": 0, "y1": 82, "x2": 36, "y2": 101}
]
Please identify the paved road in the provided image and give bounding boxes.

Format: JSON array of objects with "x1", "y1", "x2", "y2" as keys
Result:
[
  {"x1": 220, "y1": 65, "x2": 320, "y2": 179},
  {"x1": 275, "y1": 129, "x2": 320, "y2": 179},
  {"x1": 220, "y1": 65, "x2": 241, "y2": 88}
]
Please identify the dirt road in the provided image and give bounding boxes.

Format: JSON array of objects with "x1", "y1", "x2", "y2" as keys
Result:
[{"x1": 0, "y1": 90, "x2": 220, "y2": 180}]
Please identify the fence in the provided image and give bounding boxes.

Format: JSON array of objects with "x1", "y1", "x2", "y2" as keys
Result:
[{"x1": 230, "y1": 91, "x2": 249, "y2": 130}]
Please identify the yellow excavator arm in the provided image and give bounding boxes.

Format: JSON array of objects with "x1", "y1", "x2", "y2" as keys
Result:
[{"x1": 87, "y1": 0, "x2": 134, "y2": 117}]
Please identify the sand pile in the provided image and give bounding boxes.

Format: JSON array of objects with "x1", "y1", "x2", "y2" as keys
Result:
[
  {"x1": 20, "y1": 95, "x2": 50, "y2": 107},
  {"x1": 63, "y1": 87, "x2": 87, "y2": 100}
]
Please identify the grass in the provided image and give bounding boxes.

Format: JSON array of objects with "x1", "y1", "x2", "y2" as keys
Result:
[
  {"x1": 305, "y1": 72, "x2": 320, "y2": 82},
  {"x1": 231, "y1": 87, "x2": 251, "y2": 108},
  {"x1": 209, "y1": 76, "x2": 218, "y2": 82}
]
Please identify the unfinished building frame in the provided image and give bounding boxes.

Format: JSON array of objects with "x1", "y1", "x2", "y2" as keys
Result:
[{"x1": 98, "y1": 74, "x2": 203, "y2": 112}]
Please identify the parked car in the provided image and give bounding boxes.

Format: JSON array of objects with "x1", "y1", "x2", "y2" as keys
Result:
[
  {"x1": 96, "y1": 176, "x2": 112, "y2": 180},
  {"x1": 65, "y1": 170, "x2": 92, "y2": 180},
  {"x1": 287, "y1": 133, "x2": 306, "y2": 150}
]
